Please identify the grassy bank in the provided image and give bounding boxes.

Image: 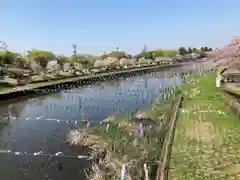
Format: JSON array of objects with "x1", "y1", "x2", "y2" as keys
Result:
[
  {"x1": 0, "y1": 63, "x2": 181, "y2": 95},
  {"x1": 68, "y1": 86, "x2": 181, "y2": 180},
  {"x1": 169, "y1": 71, "x2": 240, "y2": 180},
  {"x1": 224, "y1": 84, "x2": 240, "y2": 96}
]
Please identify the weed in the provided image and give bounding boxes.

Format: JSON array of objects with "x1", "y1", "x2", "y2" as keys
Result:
[
  {"x1": 169, "y1": 72, "x2": 240, "y2": 180},
  {"x1": 69, "y1": 87, "x2": 181, "y2": 179}
]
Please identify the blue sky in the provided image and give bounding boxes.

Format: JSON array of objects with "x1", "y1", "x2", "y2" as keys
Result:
[{"x1": 2, "y1": 0, "x2": 240, "y2": 56}]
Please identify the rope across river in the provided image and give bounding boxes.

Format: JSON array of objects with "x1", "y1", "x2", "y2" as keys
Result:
[{"x1": 0, "y1": 149, "x2": 89, "y2": 159}]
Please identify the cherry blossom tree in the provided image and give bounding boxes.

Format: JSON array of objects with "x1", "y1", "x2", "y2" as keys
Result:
[
  {"x1": 215, "y1": 36, "x2": 240, "y2": 68},
  {"x1": 93, "y1": 60, "x2": 104, "y2": 69}
]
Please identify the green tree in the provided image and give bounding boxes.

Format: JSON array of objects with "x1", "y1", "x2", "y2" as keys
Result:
[
  {"x1": 102, "y1": 51, "x2": 126, "y2": 60},
  {"x1": 82, "y1": 57, "x2": 90, "y2": 68},
  {"x1": 13, "y1": 55, "x2": 28, "y2": 68},
  {"x1": 192, "y1": 48, "x2": 202, "y2": 54},
  {"x1": 74, "y1": 54, "x2": 85, "y2": 63},
  {"x1": 29, "y1": 50, "x2": 55, "y2": 68},
  {"x1": 71, "y1": 54, "x2": 99, "y2": 68},
  {"x1": 33, "y1": 55, "x2": 48, "y2": 68},
  {"x1": 163, "y1": 50, "x2": 178, "y2": 57},
  {"x1": 178, "y1": 47, "x2": 188, "y2": 55},
  {"x1": 135, "y1": 52, "x2": 146, "y2": 59},
  {"x1": 188, "y1": 47, "x2": 193, "y2": 54},
  {"x1": 145, "y1": 51, "x2": 154, "y2": 59},
  {"x1": 151, "y1": 50, "x2": 164, "y2": 57},
  {"x1": 204, "y1": 46, "x2": 210, "y2": 52},
  {"x1": 29, "y1": 50, "x2": 55, "y2": 59},
  {"x1": 56, "y1": 55, "x2": 70, "y2": 65},
  {"x1": 1, "y1": 51, "x2": 18, "y2": 64},
  {"x1": 200, "y1": 46, "x2": 212, "y2": 52},
  {"x1": 87, "y1": 56, "x2": 99, "y2": 68}
]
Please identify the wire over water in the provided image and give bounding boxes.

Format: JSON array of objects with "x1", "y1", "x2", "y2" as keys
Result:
[{"x1": 0, "y1": 149, "x2": 89, "y2": 159}]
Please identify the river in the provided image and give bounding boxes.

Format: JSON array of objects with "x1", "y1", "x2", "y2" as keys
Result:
[{"x1": 0, "y1": 61, "x2": 213, "y2": 180}]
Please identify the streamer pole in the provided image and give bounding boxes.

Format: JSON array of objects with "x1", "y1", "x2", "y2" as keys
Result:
[{"x1": 121, "y1": 164, "x2": 126, "y2": 180}]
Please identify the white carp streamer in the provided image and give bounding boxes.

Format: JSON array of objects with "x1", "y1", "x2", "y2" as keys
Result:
[{"x1": 0, "y1": 149, "x2": 88, "y2": 159}]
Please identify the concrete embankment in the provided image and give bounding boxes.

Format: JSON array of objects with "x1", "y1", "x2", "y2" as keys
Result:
[{"x1": 0, "y1": 63, "x2": 184, "y2": 100}]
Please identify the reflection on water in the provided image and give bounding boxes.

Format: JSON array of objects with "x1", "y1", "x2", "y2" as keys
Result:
[
  {"x1": 0, "y1": 63, "x2": 207, "y2": 180},
  {"x1": 8, "y1": 74, "x2": 181, "y2": 122}
]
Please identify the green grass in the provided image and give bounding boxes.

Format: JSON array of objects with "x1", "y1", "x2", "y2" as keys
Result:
[
  {"x1": 69, "y1": 88, "x2": 181, "y2": 180},
  {"x1": 224, "y1": 86, "x2": 240, "y2": 96},
  {"x1": 169, "y1": 72, "x2": 240, "y2": 180}
]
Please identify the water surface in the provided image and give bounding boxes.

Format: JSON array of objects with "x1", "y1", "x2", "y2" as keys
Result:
[{"x1": 0, "y1": 63, "x2": 207, "y2": 180}]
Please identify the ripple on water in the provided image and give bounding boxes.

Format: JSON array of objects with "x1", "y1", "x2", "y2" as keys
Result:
[{"x1": 0, "y1": 64, "x2": 208, "y2": 180}]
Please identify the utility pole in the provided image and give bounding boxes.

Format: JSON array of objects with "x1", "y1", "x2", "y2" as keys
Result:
[
  {"x1": 0, "y1": 41, "x2": 3, "y2": 50},
  {"x1": 0, "y1": 41, "x2": 8, "y2": 51},
  {"x1": 24, "y1": 49, "x2": 31, "y2": 63},
  {"x1": 24, "y1": 49, "x2": 31, "y2": 70},
  {"x1": 142, "y1": 44, "x2": 147, "y2": 58},
  {"x1": 0, "y1": 41, "x2": 8, "y2": 67},
  {"x1": 72, "y1": 44, "x2": 77, "y2": 64},
  {"x1": 116, "y1": 46, "x2": 119, "y2": 52},
  {"x1": 143, "y1": 44, "x2": 147, "y2": 52},
  {"x1": 28, "y1": 50, "x2": 31, "y2": 64},
  {"x1": 27, "y1": 49, "x2": 32, "y2": 70}
]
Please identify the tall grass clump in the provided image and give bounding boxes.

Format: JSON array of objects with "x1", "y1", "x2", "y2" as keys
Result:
[{"x1": 68, "y1": 86, "x2": 182, "y2": 180}]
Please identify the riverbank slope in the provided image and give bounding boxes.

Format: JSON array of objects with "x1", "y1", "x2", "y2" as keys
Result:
[
  {"x1": 169, "y1": 71, "x2": 240, "y2": 180},
  {"x1": 68, "y1": 86, "x2": 182, "y2": 179}
]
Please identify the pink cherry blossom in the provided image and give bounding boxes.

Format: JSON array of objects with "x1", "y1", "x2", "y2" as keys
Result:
[{"x1": 215, "y1": 36, "x2": 240, "y2": 68}]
